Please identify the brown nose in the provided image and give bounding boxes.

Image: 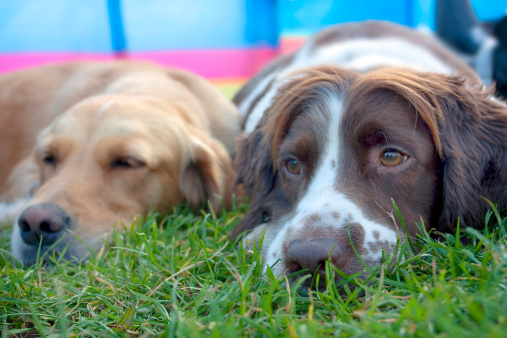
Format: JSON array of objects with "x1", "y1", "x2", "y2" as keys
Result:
[
  {"x1": 18, "y1": 203, "x2": 70, "y2": 246},
  {"x1": 285, "y1": 239, "x2": 346, "y2": 278}
]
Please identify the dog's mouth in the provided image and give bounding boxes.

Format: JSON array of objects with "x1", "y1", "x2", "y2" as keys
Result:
[
  {"x1": 12, "y1": 227, "x2": 104, "y2": 266},
  {"x1": 285, "y1": 268, "x2": 348, "y2": 292},
  {"x1": 19, "y1": 246, "x2": 90, "y2": 266},
  {"x1": 11, "y1": 202, "x2": 120, "y2": 266},
  {"x1": 16, "y1": 238, "x2": 92, "y2": 266},
  {"x1": 286, "y1": 267, "x2": 374, "y2": 294},
  {"x1": 287, "y1": 273, "x2": 329, "y2": 292}
]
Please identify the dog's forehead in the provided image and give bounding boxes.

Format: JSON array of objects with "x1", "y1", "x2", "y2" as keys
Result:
[
  {"x1": 45, "y1": 97, "x2": 163, "y2": 140},
  {"x1": 279, "y1": 107, "x2": 329, "y2": 155},
  {"x1": 37, "y1": 97, "x2": 188, "y2": 170},
  {"x1": 277, "y1": 74, "x2": 431, "y2": 169},
  {"x1": 278, "y1": 87, "x2": 346, "y2": 151}
]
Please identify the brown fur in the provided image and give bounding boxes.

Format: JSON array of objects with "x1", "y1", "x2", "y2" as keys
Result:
[
  {"x1": 231, "y1": 21, "x2": 507, "y2": 287},
  {"x1": 350, "y1": 68, "x2": 507, "y2": 231},
  {"x1": 233, "y1": 66, "x2": 507, "y2": 240},
  {"x1": 233, "y1": 21, "x2": 480, "y2": 128}
]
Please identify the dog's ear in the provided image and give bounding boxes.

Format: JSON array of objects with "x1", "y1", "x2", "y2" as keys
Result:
[
  {"x1": 165, "y1": 67, "x2": 241, "y2": 155},
  {"x1": 179, "y1": 133, "x2": 234, "y2": 214},
  {"x1": 434, "y1": 81, "x2": 507, "y2": 231},
  {"x1": 230, "y1": 125, "x2": 276, "y2": 240},
  {"x1": 363, "y1": 69, "x2": 507, "y2": 232},
  {"x1": 379, "y1": 70, "x2": 507, "y2": 231}
]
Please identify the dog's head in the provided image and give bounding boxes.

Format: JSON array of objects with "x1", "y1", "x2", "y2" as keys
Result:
[
  {"x1": 11, "y1": 94, "x2": 233, "y2": 265},
  {"x1": 232, "y1": 66, "x2": 507, "y2": 288}
]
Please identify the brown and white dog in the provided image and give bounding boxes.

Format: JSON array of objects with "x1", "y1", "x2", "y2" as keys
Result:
[
  {"x1": 0, "y1": 61, "x2": 240, "y2": 265},
  {"x1": 232, "y1": 21, "x2": 507, "y2": 287}
]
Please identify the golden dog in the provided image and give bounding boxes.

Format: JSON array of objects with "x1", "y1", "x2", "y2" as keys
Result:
[{"x1": 0, "y1": 61, "x2": 240, "y2": 265}]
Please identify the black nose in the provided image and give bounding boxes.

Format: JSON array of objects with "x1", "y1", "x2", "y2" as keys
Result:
[
  {"x1": 18, "y1": 203, "x2": 70, "y2": 246},
  {"x1": 285, "y1": 239, "x2": 346, "y2": 278}
]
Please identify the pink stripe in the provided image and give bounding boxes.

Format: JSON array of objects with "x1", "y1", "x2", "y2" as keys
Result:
[
  {"x1": 279, "y1": 37, "x2": 307, "y2": 55},
  {"x1": 0, "y1": 48, "x2": 278, "y2": 78}
]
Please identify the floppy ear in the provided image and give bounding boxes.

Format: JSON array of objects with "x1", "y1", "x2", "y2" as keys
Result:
[
  {"x1": 179, "y1": 133, "x2": 234, "y2": 214},
  {"x1": 364, "y1": 69, "x2": 507, "y2": 232},
  {"x1": 230, "y1": 126, "x2": 277, "y2": 240},
  {"x1": 165, "y1": 67, "x2": 241, "y2": 155},
  {"x1": 435, "y1": 81, "x2": 507, "y2": 231}
]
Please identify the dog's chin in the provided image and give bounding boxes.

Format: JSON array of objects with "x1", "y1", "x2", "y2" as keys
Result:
[
  {"x1": 286, "y1": 271, "x2": 372, "y2": 294},
  {"x1": 287, "y1": 274, "x2": 328, "y2": 293},
  {"x1": 268, "y1": 259, "x2": 378, "y2": 293},
  {"x1": 10, "y1": 225, "x2": 108, "y2": 266}
]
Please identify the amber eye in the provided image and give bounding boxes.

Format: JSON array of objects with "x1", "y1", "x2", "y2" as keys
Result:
[
  {"x1": 380, "y1": 150, "x2": 407, "y2": 166},
  {"x1": 285, "y1": 158, "x2": 301, "y2": 175},
  {"x1": 261, "y1": 211, "x2": 270, "y2": 223}
]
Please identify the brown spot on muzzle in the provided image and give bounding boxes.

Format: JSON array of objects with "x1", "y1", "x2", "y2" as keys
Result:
[
  {"x1": 368, "y1": 239, "x2": 395, "y2": 254},
  {"x1": 303, "y1": 213, "x2": 321, "y2": 228}
]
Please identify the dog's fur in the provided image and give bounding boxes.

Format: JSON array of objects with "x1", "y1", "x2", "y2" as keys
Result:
[
  {"x1": 0, "y1": 61, "x2": 240, "y2": 265},
  {"x1": 232, "y1": 21, "x2": 507, "y2": 288}
]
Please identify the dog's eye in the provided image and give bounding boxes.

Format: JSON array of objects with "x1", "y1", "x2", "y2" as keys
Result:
[
  {"x1": 42, "y1": 153, "x2": 58, "y2": 166},
  {"x1": 261, "y1": 211, "x2": 271, "y2": 223},
  {"x1": 285, "y1": 158, "x2": 301, "y2": 175},
  {"x1": 380, "y1": 149, "x2": 407, "y2": 166},
  {"x1": 111, "y1": 157, "x2": 145, "y2": 169}
]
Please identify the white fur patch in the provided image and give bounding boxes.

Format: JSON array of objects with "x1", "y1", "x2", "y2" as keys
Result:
[
  {"x1": 0, "y1": 199, "x2": 27, "y2": 227},
  {"x1": 10, "y1": 221, "x2": 23, "y2": 260}
]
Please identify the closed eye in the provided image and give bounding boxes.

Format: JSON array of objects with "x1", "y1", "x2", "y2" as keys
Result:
[
  {"x1": 111, "y1": 157, "x2": 146, "y2": 169},
  {"x1": 41, "y1": 153, "x2": 58, "y2": 166}
]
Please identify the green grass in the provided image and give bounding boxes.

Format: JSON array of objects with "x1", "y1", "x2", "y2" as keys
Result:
[{"x1": 1, "y1": 202, "x2": 506, "y2": 337}]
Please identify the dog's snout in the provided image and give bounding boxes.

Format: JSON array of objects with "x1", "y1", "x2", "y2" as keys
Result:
[
  {"x1": 18, "y1": 203, "x2": 70, "y2": 246},
  {"x1": 285, "y1": 239, "x2": 346, "y2": 277}
]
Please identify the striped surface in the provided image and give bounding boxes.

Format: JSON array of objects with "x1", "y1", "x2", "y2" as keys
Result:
[
  {"x1": 0, "y1": 48, "x2": 278, "y2": 78},
  {"x1": 0, "y1": 0, "x2": 504, "y2": 82}
]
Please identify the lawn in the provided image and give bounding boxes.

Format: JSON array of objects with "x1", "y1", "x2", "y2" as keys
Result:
[{"x1": 1, "y1": 201, "x2": 506, "y2": 337}]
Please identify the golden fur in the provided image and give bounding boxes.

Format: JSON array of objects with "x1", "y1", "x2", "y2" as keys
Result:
[{"x1": 0, "y1": 61, "x2": 240, "y2": 264}]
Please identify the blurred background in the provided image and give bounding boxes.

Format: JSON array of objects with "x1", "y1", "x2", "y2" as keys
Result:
[{"x1": 0, "y1": 0, "x2": 506, "y2": 97}]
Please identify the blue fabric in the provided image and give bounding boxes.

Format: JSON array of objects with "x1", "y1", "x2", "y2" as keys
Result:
[
  {"x1": 0, "y1": 0, "x2": 505, "y2": 53},
  {"x1": 108, "y1": 0, "x2": 127, "y2": 52},
  {"x1": 278, "y1": 0, "x2": 414, "y2": 36},
  {"x1": 0, "y1": 0, "x2": 111, "y2": 52}
]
